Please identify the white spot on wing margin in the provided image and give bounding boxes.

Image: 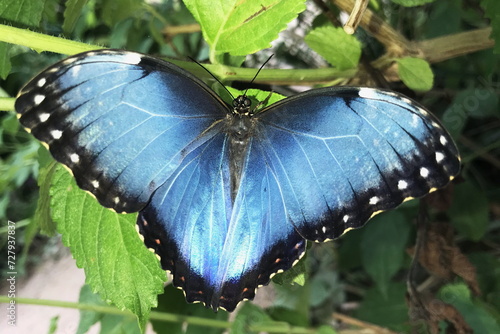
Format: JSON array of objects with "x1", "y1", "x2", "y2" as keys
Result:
[
  {"x1": 398, "y1": 180, "x2": 408, "y2": 190},
  {"x1": 51, "y1": 130, "x2": 63, "y2": 139},
  {"x1": 358, "y1": 87, "x2": 378, "y2": 99},
  {"x1": 37, "y1": 78, "x2": 46, "y2": 87},
  {"x1": 39, "y1": 113, "x2": 50, "y2": 122},
  {"x1": 435, "y1": 152, "x2": 445, "y2": 163},
  {"x1": 123, "y1": 53, "x2": 142, "y2": 65},
  {"x1": 34, "y1": 94, "x2": 45, "y2": 105},
  {"x1": 69, "y1": 153, "x2": 80, "y2": 163}
]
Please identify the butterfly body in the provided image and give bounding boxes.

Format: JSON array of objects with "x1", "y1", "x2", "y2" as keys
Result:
[{"x1": 16, "y1": 50, "x2": 460, "y2": 311}]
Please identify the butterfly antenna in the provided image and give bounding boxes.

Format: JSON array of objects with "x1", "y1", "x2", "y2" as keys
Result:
[
  {"x1": 188, "y1": 56, "x2": 235, "y2": 100},
  {"x1": 243, "y1": 54, "x2": 274, "y2": 97}
]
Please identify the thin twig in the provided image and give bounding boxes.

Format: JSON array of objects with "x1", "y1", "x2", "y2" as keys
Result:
[
  {"x1": 332, "y1": 312, "x2": 399, "y2": 334},
  {"x1": 417, "y1": 27, "x2": 495, "y2": 63},
  {"x1": 162, "y1": 23, "x2": 201, "y2": 38},
  {"x1": 343, "y1": 0, "x2": 369, "y2": 34},
  {"x1": 331, "y1": 0, "x2": 414, "y2": 56}
]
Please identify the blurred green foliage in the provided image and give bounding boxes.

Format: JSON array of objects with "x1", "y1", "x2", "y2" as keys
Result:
[{"x1": 0, "y1": 0, "x2": 499, "y2": 333}]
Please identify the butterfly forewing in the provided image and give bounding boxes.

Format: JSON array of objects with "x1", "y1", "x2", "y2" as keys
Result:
[
  {"x1": 256, "y1": 87, "x2": 460, "y2": 242},
  {"x1": 16, "y1": 50, "x2": 228, "y2": 213}
]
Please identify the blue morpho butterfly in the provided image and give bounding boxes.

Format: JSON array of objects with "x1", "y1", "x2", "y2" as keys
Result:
[{"x1": 15, "y1": 49, "x2": 460, "y2": 312}]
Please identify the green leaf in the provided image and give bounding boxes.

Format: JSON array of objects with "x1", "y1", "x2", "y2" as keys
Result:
[
  {"x1": 0, "y1": 40, "x2": 12, "y2": 79},
  {"x1": 100, "y1": 314, "x2": 141, "y2": 334},
  {"x1": 309, "y1": 270, "x2": 342, "y2": 307},
  {"x1": 34, "y1": 160, "x2": 57, "y2": 236},
  {"x1": 266, "y1": 306, "x2": 309, "y2": 327},
  {"x1": 183, "y1": 0, "x2": 305, "y2": 60},
  {"x1": 76, "y1": 285, "x2": 106, "y2": 334},
  {"x1": 338, "y1": 227, "x2": 364, "y2": 271},
  {"x1": 448, "y1": 88, "x2": 499, "y2": 121},
  {"x1": 481, "y1": 0, "x2": 500, "y2": 54},
  {"x1": 0, "y1": 0, "x2": 47, "y2": 78},
  {"x1": 231, "y1": 303, "x2": 274, "y2": 334},
  {"x1": 391, "y1": 0, "x2": 435, "y2": 6},
  {"x1": 469, "y1": 49, "x2": 499, "y2": 78},
  {"x1": 355, "y1": 282, "x2": 409, "y2": 332},
  {"x1": 212, "y1": 53, "x2": 246, "y2": 68},
  {"x1": 63, "y1": 0, "x2": 88, "y2": 34},
  {"x1": 273, "y1": 274, "x2": 311, "y2": 317},
  {"x1": 361, "y1": 211, "x2": 411, "y2": 296},
  {"x1": 272, "y1": 254, "x2": 306, "y2": 287},
  {"x1": 50, "y1": 165, "x2": 166, "y2": 332},
  {"x1": 396, "y1": 57, "x2": 434, "y2": 92},
  {"x1": 305, "y1": 26, "x2": 362, "y2": 70},
  {"x1": 37, "y1": 144, "x2": 53, "y2": 169},
  {"x1": 2, "y1": 112, "x2": 20, "y2": 136},
  {"x1": 317, "y1": 325, "x2": 337, "y2": 334},
  {"x1": 48, "y1": 315, "x2": 59, "y2": 334},
  {"x1": 100, "y1": 0, "x2": 142, "y2": 27},
  {"x1": 449, "y1": 181, "x2": 489, "y2": 241},
  {"x1": 20, "y1": 216, "x2": 39, "y2": 266},
  {"x1": 0, "y1": 0, "x2": 46, "y2": 26},
  {"x1": 441, "y1": 100, "x2": 468, "y2": 140},
  {"x1": 467, "y1": 252, "x2": 500, "y2": 297},
  {"x1": 423, "y1": 0, "x2": 462, "y2": 39},
  {"x1": 152, "y1": 285, "x2": 185, "y2": 334},
  {"x1": 439, "y1": 283, "x2": 500, "y2": 333},
  {"x1": 152, "y1": 285, "x2": 228, "y2": 334},
  {"x1": 441, "y1": 86, "x2": 500, "y2": 139}
]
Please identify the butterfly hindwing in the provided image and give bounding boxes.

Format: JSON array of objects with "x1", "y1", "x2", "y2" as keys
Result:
[
  {"x1": 256, "y1": 87, "x2": 460, "y2": 242},
  {"x1": 138, "y1": 132, "x2": 305, "y2": 311},
  {"x1": 15, "y1": 50, "x2": 228, "y2": 213}
]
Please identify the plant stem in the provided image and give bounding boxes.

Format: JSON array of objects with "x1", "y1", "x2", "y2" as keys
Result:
[
  {"x1": 0, "y1": 296, "x2": 319, "y2": 333},
  {"x1": 417, "y1": 27, "x2": 495, "y2": 63},
  {"x1": 0, "y1": 24, "x2": 100, "y2": 55},
  {"x1": 0, "y1": 97, "x2": 15, "y2": 111}
]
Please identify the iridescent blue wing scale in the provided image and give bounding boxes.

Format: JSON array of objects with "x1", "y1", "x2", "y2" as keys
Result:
[
  {"x1": 255, "y1": 87, "x2": 460, "y2": 242},
  {"x1": 138, "y1": 132, "x2": 305, "y2": 311},
  {"x1": 16, "y1": 50, "x2": 228, "y2": 213}
]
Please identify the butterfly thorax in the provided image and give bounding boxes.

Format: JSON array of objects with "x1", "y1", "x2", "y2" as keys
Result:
[{"x1": 227, "y1": 101, "x2": 255, "y2": 202}]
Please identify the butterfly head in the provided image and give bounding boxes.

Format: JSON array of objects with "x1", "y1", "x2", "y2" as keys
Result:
[{"x1": 232, "y1": 95, "x2": 253, "y2": 116}]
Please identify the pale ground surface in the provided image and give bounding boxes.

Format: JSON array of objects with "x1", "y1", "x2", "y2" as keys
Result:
[
  {"x1": 0, "y1": 252, "x2": 100, "y2": 334},
  {"x1": 0, "y1": 242, "x2": 272, "y2": 334}
]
